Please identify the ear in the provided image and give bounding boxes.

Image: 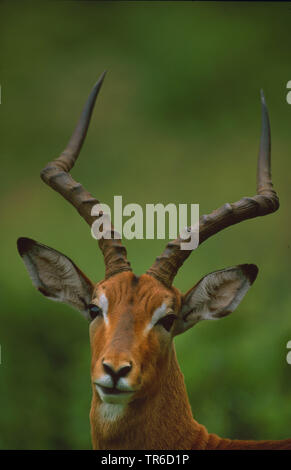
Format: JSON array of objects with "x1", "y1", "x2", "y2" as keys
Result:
[
  {"x1": 174, "y1": 264, "x2": 258, "y2": 336},
  {"x1": 17, "y1": 237, "x2": 94, "y2": 320}
]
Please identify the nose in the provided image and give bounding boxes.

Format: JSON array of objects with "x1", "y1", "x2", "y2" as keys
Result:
[{"x1": 102, "y1": 359, "x2": 132, "y2": 383}]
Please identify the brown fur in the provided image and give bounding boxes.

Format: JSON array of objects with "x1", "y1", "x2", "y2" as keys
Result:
[
  {"x1": 17, "y1": 80, "x2": 285, "y2": 450},
  {"x1": 89, "y1": 272, "x2": 291, "y2": 450}
]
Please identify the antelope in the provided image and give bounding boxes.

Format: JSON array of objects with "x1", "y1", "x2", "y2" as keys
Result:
[{"x1": 17, "y1": 72, "x2": 291, "y2": 450}]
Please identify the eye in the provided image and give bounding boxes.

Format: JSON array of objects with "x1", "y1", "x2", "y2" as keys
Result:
[
  {"x1": 88, "y1": 304, "x2": 103, "y2": 321},
  {"x1": 156, "y1": 314, "x2": 176, "y2": 332}
]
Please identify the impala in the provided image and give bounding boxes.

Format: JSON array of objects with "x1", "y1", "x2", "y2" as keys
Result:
[{"x1": 17, "y1": 73, "x2": 291, "y2": 450}]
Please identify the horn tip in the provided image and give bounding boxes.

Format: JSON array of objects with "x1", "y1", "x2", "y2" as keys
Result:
[
  {"x1": 95, "y1": 70, "x2": 107, "y2": 87},
  {"x1": 260, "y1": 89, "x2": 266, "y2": 106},
  {"x1": 89, "y1": 71, "x2": 107, "y2": 99}
]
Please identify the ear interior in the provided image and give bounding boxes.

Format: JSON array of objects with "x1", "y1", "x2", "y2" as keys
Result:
[
  {"x1": 175, "y1": 264, "x2": 258, "y2": 335},
  {"x1": 17, "y1": 237, "x2": 94, "y2": 319}
]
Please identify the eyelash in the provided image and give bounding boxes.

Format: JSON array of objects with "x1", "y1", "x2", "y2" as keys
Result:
[
  {"x1": 156, "y1": 314, "x2": 176, "y2": 332},
  {"x1": 88, "y1": 304, "x2": 103, "y2": 321}
]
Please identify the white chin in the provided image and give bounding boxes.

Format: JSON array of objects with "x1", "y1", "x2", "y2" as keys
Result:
[{"x1": 96, "y1": 385, "x2": 133, "y2": 405}]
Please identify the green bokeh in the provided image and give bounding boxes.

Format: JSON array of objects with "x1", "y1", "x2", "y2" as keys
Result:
[{"x1": 1, "y1": 1, "x2": 291, "y2": 449}]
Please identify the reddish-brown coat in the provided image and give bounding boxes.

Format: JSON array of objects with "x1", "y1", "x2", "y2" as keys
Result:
[{"x1": 88, "y1": 273, "x2": 291, "y2": 450}]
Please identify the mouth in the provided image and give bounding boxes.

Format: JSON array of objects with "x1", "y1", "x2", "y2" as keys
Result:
[
  {"x1": 98, "y1": 385, "x2": 133, "y2": 395},
  {"x1": 94, "y1": 383, "x2": 135, "y2": 404}
]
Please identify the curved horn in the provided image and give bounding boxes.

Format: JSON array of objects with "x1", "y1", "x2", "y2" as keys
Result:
[
  {"x1": 147, "y1": 91, "x2": 279, "y2": 287},
  {"x1": 41, "y1": 73, "x2": 132, "y2": 279}
]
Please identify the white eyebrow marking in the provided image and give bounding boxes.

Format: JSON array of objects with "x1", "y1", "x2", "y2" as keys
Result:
[
  {"x1": 145, "y1": 302, "x2": 167, "y2": 334},
  {"x1": 99, "y1": 293, "x2": 109, "y2": 325}
]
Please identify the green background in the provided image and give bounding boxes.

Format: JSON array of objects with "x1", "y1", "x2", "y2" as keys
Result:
[{"x1": 1, "y1": 1, "x2": 291, "y2": 449}]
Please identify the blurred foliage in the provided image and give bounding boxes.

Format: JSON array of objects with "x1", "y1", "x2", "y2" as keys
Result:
[{"x1": 0, "y1": 1, "x2": 291, "y2": 449}]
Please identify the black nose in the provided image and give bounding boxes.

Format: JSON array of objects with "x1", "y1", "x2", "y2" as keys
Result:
[{"x1": 102, "y1": 360, "x2": 132, "y2": 383}]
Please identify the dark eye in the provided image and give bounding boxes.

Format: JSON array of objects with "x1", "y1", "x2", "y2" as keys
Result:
[
  {"x1": 88, "y1": 304, "x2": 102, "y2": 320},
  {"x1": 156, "y1": 314, "x2": 176, "y2": 332}
]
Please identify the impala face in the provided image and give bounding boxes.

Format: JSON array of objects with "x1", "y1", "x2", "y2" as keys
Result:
[{"x1": 89, "y1": 272, "x2": 181, "y2": 406}]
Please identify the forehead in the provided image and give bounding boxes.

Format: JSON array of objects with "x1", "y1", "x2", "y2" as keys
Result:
[{"x1": 92, "y1": 272, "x2": 179, "y2": 317}]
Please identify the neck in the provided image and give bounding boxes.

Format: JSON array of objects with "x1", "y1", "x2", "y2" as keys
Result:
[
  {"x1": 90, "y1": 347, "x2": 206, "y2": 450},
  {"x1": 90, "y1": 350, "x2": 291, "y2": 450},
  {"x1": 90, "y1": 347, "x2": 291, "y2": 450}
]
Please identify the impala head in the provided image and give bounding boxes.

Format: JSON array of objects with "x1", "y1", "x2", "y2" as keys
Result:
[{"x1": 17, "y1": 73, "x2": 279, "y2": 411}]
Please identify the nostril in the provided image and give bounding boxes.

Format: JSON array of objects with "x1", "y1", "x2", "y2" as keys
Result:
[
  {"x1": 102, "y1": 360, "x2": 114, "y2": 377},
  {"x1": 118, "y1": 363, "x2": 132, "y2": 378}
]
